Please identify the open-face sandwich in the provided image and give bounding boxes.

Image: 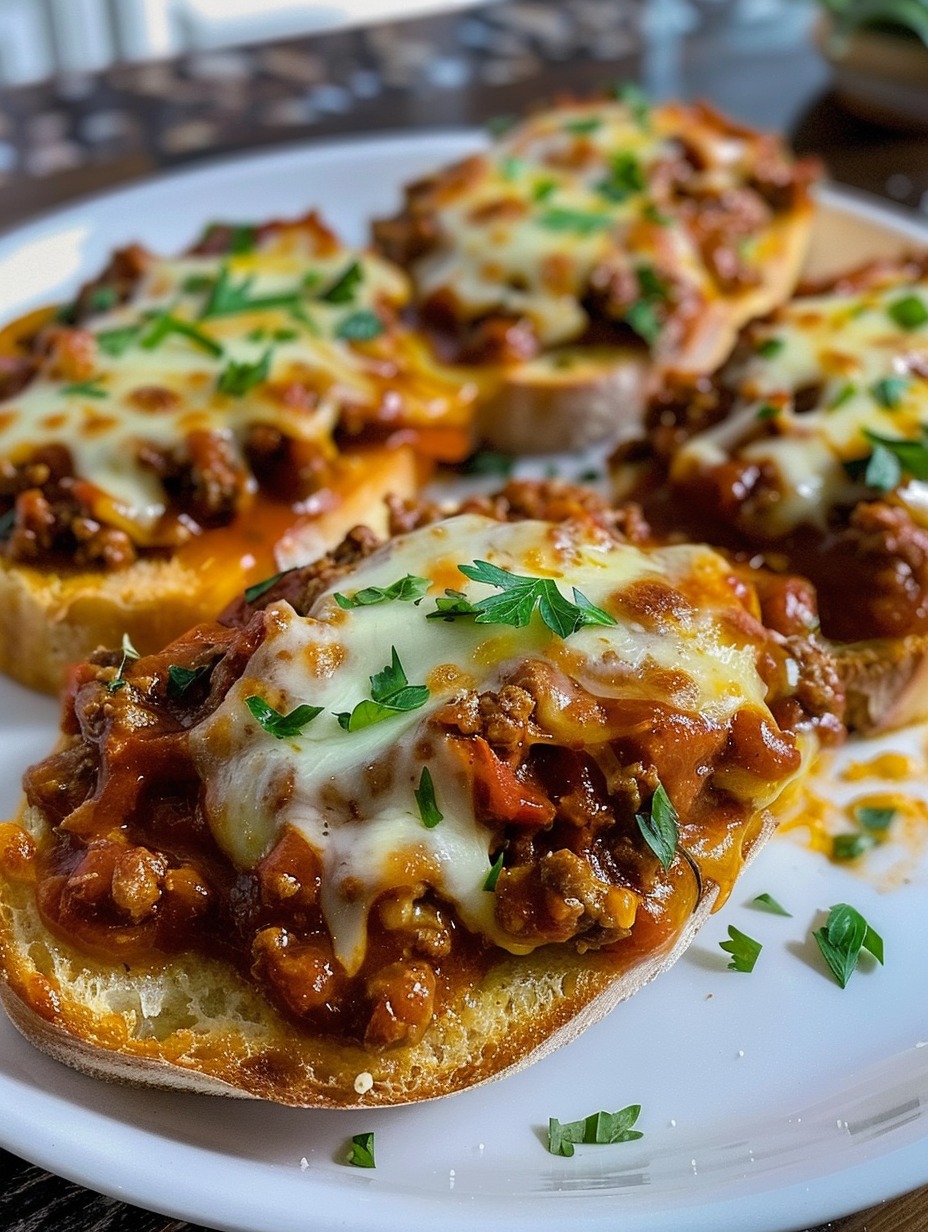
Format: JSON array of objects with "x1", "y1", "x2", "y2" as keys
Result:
[
  {"x1": 611, "y1": 255, "x2": 928, "y2": 732},
  {"x1": 0, "y1": 482, "x2": 844, "y2": 1106},
  {"x1": 374, "y1": 92, "x2": 819, "y2": 453},
  {"x1": 0, "y1": 212, "x2": 474, "y2": 693}
]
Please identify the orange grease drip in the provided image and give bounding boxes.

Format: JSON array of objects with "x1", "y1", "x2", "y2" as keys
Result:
[
  {"x1": 174, "y1": 494, "x2": 307, "y2": 596},
  {"x1": 841, "y1": 752, "x2": 923, "y2": 782},
  {"x1": 0, "y1": 305, "x2": 56, "y2": 356}
]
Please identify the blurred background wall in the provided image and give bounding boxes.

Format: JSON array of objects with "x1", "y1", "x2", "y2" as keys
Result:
[{"x1": 0, "y1": 0, "x2": 506, "y2": 84}]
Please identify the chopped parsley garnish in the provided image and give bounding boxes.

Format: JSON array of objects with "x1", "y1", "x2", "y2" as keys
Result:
[
  {"x1": 96, "y1": 324, "x2": 141, "y2": 357},
  {"x1": 198, "y1": 222, "x2": 257, "y2": 255},
  {"x1": 634, "y1": 781, "x2": 679, "y2": 869},
  {"x1": 537, "y1": 207, "x2": 614, "y2": 236},
  {"x1": 637, "y1": 265, "x2": 668, "y2": 300},
  {"x1": 243, "y1": 570, "x2": 287, "y2": 604},
  {"x1": 87, "y1": 286, "x2": 118, "y2": 313},
  {"x1": 832, "y1": 832, "x2": 877, "y2": 861},
  {"x1": 335, "y1": 310, "x2": 383, "y2": 342},
  {"x1": 641, "y1": 202, "x2": 670, "y2": 226},
  {"x1": 614, "y1": 81, "x2": 651, "y2": 126},
  {"x1": 756, "y1": 403, "x2": 780, "y2": 420},
  {"x1": 318, "y1": 260, "x2": 363, "y2": 304},
  {"x1": 452, "y1": 560, "x2": 618, "y2": 637},
  {"x1": 217, "y1": 347, "x2": 273, "y2": 397},
  {"x1": 334, "y1": 574, "x2": 430, "y2": 609},
  {"x1": 887, "y1": 294, "x2": 928, "y2": 331},
  {"x1": 106, "y1": 633, "x2": 140, "y2": 693},
  {"x1": 335, "y1": 647, "x2": 429, "y2": 732},
  {"x1": 486, "y1": 113, "x2": 516, "y2": 137},
  {"x1": 414, "y1": 767, "x2": 443, "y2": 829},
  {"x1": 288, "y1": 304, "x2": 321, "y2": 336},
  {"x1": 870, "y1": 376, "x2": 909, "y2": 410},
  {"x1": 859, "y1": 444, "x2": 902, "y2": 492},
  {"x1": 813, "y1": 903, "x2": 883, "y2": 988},
  {"x1": 483, "y1": 851, "x2": 505, "y2": 892},
  {"x1": 752, "y1": 892, "x2": 791, "y2": 917},
  {"x1": 182, "y1": 273, "x2": 216, "y2": 295},
  {"x1": 861, "y1": 426, "x2": 928, "y2": 485},
  {"x1": 719, "y1": 925, "x2": 762, "y2": 972},
  {"x1": 140, "y1": 312, "x2": 225, "y2": 358},
  {"x1": 756, "y1": 337, "x2": 785, "y2": 359},
  {"x1": 623, "y1": 263, "x2": 670, "y2": 346},
  {"x1": 547, "y1": 1105, "x2": 643, "y2": 1157},
  {"x1": 596, "y1": 151, "x2": 645, "y2": 203},
  {"x1": 167, "y1": 662, "x2": 213, "y2": 700},
  {"x1": 460, "y1": 449, "x2": 515, "y2": 477},
  {"x1": 625, "y1": 301, "x2": 661, "y2": 343},
  {"x1": 855, "y1": 804, "x2": 896, "y2": 832},
  {"x1": 0, "y1": 509, "x2": 14, "y2": 541},
  {"x1": 828, "y1": 382, "x2": 857, "y2": 411},
  {"x1": 346, "y1": 1132, "x2": 375, "y2": 1168},
  {"x1": 245, "y1": 695, "x2": 323, "y2": 739},
  {"x1": 199, "y1": 265, "x2": 302, "y2": 319},
  {"x1": 532, "y1": 178, "x2": 558, "y2": 202},
  {"x1": 62, "y1": 378, "x2": 108, "y2": 399},
  {"x1": 227, "y1": 224, "x2": 257, "y2": 254},
  {"x1": 426, "y1": 589, "x2": 476, "y2": 621},
  {"x1": 499, "y1": 154, "x2": 526, "y2": 182},
  {"x1": 564, "y1": 116, "x2": 602, "y2": 135}
]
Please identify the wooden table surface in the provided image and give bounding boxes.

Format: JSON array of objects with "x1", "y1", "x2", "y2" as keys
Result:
[{"x1": 0, "y1": 2, "x2": 926, "y2": 1230}]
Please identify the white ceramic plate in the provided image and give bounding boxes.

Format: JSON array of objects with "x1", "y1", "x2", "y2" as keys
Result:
[{"x1": 1, "y1": 135, "x2": 928, "y2": 1232}]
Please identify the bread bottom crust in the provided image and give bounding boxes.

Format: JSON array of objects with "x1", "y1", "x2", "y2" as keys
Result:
[
  {"x1": 0, "y1": 801, "x2": 776, "y2": 1108},
  {"x1": 0, "y1": 446, "x2": 419, "y2": 694}
]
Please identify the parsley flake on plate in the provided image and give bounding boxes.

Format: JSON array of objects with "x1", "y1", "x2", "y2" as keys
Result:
[
  {"x1": 752, "y1": 892, "x2": 791, "y2": 917},
  {"x1": 346, "y1": 1132, "x2": 375, "y2": 1168},
  {"x1": 813, "y1": 903, "x2": 883, "y2": 989},
  {"x1": 719, "y1": 925, "x2": 762, "y2": 973},
  {"x1": 547, "y1": 1105, "x2": 643, "y2": 1157}
]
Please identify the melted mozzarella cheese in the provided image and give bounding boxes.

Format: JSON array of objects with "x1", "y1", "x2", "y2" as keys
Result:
[
  {"x1": 413, "y1": 100, "x2": 774, "y2": 348},
  {"x1": 190, "y1": 513, "x2": 779, "y2": 975},
  {"x1": 0, "y1": 232, "x2": 464, "y2": 541},
  {"x1": 673, "y1": 280, "x2": 928, "y2": 535}
]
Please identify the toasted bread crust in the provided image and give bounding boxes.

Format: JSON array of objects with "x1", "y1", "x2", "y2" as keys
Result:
[
  {"x1": 475, "y1": 347, "x2": 649, "y2": 454},
  {"x1": 833, "y1": 634, "x2": 928, "y2": 734},
  {"x1": 0, "y1": 446, "x2": 419, "y2": 694},
  {"x1": 0, "y1": 791, "x2": 750, "y2": 1107}
]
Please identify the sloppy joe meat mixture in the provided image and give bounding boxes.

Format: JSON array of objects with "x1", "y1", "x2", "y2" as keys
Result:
[{"x1": 12, "y1": 484, "x2": 846, "y2": 1052}]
